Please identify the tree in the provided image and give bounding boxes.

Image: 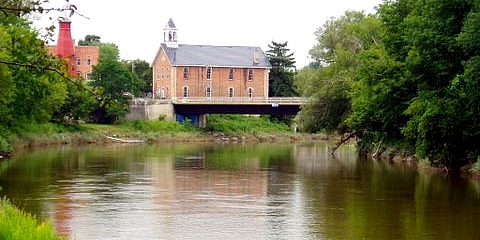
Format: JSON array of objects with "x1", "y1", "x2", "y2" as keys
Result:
[
  {"x1": 266, "y1": 41, "x2": 297, "y2": 97},
  {"x1": 78, "y1": 35, "x2": 101, "y2": 46},
  {"x1": 89, "y1": 42, "x2": 143, "y2": 123},
  {"x1": 122, "y1": 59, "x2": 151, "y2": 96},
  {"x1": 295, "y1": 11, "x2": 382, "y2": 133},
  {"x1": 346, "y1": 0, "x2": 478, "y2": 168}
]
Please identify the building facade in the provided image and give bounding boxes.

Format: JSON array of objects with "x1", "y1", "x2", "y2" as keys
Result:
[
  {"x1": 152, "y1": 19, "x2": 271, "y2": 100},
  {"x1": 47, "y1": 19, "x2": 99, "y2": 80}
]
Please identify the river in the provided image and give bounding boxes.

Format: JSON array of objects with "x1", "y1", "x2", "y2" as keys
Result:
[{"x1": 1, "y1": 142, "x2": 480, "y2": 239}]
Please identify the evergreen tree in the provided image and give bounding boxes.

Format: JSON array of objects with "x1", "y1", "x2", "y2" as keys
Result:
[{"x1": 266, "y1": 41, "x2": 297, "y2": 97}]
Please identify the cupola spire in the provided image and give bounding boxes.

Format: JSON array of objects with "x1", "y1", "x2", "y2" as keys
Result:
[{"x1": 163, "y1": 18, "x2": 178, "y2": 48}]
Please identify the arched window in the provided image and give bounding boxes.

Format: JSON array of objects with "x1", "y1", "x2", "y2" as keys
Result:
[
  {"x1": 248, "y1": 87, "x2": 253, "y2": 99},
  {"x1": 183, "y1": 86, "x2": 189, "y2": 98},
  {"x1": 228, "y1": 87, "x2": 234, "y2": 98},
  {"x1": 206, "y1": 86, "x2": 211, "y2": 99}
]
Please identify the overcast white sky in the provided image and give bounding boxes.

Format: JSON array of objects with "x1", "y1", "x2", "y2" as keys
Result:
[{"x1": 34, "y1": 0, "x2": 383, "y2": 67}]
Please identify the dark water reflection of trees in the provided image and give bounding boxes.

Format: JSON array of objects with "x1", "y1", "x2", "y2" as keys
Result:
[{"x1": 1, "y1": 143, "x2": 480, "y2": 239}]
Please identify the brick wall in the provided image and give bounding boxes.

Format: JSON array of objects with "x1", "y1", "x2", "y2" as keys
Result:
[
  {"x1": 74, "y1": 46, "x2": 99, "y2": 80},
  {"x1": 46, "y1": 45, "x2": 99, "y2": 80},
  {"x1": 174, "y1": 66, "x2": 267, "y2": 98},
  {"x1": 152, "y1": 50, "x2": 173, "y2": 98}
]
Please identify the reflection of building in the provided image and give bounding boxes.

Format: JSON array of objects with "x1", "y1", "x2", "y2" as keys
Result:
[
  {"x1": 152, "y1": 18, "x2": 271, "y2": 99},
  {"x1": 47, "y1": 19, "x2": 99, "y2": 80}
]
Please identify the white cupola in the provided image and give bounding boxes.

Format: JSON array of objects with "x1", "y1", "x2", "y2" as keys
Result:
[{"x1": 163, "y1": 18, "x2": 178, "y2": 48}]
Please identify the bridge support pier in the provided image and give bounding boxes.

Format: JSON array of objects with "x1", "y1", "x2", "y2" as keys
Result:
[{"x1": 125, "y1": 99, "x2": 175, "y2": 121}]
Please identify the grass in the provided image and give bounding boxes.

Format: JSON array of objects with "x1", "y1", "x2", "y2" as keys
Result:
[
  {"x1": 1, "y1": 115, "x2": 294, "y2": 153},
  {"x1": 206, "y1": 114, "x2": 290, "y2": 134},
  {"x1": 0, "y1": 198, "x2": 65, "y2": 240}
]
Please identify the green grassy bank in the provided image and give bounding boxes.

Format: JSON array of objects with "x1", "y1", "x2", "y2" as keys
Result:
[
  {"x1": 1, "y1": 115, "x2": 312, "y2": 157},
  {"x1": 0, "y1": 199, "x2": 64, "y2": 240}
]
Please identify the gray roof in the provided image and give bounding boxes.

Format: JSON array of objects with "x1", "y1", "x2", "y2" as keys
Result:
[
  {"x1": 166, "y1": 18, "x2": 176, "y2": 29},
  {"x1": 161, "y1": 44, "x2": 271, "y2": 68}
]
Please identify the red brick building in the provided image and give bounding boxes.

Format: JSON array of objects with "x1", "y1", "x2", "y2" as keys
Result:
[
  {"x1": 47, "y1": 19, "x2": 99, "y2": 80},
  {"x1": 152, "y1": 19, "x2": 271, "y2": 100}
]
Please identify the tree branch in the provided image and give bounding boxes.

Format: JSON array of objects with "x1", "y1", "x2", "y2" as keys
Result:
[
  {"x1": 0, "y1": 60, "x2": 98, "y2": 97},
  {"x1": 331, "y1": 131, "x2": 356, "y2": 155}
]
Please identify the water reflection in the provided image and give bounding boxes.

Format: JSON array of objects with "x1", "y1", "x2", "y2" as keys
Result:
[{"x1": 0, "y1": 143, "x2": 480, "y2": 239}]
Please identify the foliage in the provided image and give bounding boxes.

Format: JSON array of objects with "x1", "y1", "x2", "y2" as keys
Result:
[
  {"x1": 266, "y1": 41, "x2": 297, "y2": 97},
  {"x1": 89, "y1": 43, "x2": 143, "y2": 123},
  {"x1": 295, "y1": 11, "x2": 382, "y2": 133},
  {"x1": 51, "y1": 79, "x2": 96, "y2": 124},
  {"x1": 0, "y1": 198, "x2": 65, "y2": 240},
  {"x1": 369, "y1": 0, "x2": 476, "y2": 168},
  {"x1": 77, "y1": 35, "x2": 101, "y2": 46},
  {"x1": 122, "y1": 59, "x2": 151, "y2": 96},
  {"x1": 206, "y1": 114, "x2": 290, "y2": 134},
  {"x1": 298, "y1": 1, "x2": 480, "y2": 168},
  {"x1": 0, "y1": 13, "x2": 72, "y2": 152}
]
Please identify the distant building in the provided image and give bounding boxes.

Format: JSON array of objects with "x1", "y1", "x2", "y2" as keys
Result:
[
  {"x1": 47, "y1": 19, "x2": 99, "y2": 80},
  {"x1": 152, "y1": 18, "x2": 271, "y2": 100}
]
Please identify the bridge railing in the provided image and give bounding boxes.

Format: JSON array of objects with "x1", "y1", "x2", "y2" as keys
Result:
[
  {"x1": 171, "y1": 97, "x2": 309, "y2": 104},
  {"x1": 129, "y1": 97, "x2": 310, "y2": 106}
]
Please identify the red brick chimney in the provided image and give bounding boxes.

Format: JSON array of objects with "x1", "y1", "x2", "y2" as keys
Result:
[{"x1": 56, "y1": 18, "x2": 76, "y2": 75}]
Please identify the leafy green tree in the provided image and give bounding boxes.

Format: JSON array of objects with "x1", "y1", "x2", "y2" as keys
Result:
[
  {"x1": 0, "y1": 3, "x2": 77, "y2": 151},
  {"x1": 78, "y1": 35, "x2": 101, "y2": 46},
  {"x1": 51, "y1": 79, "x2": 96, "y2": 124},
  {"x1": 266, "y1": 41, "x2": 297, "y2": 97},
  {"x1": 295, "y1": 11, "x2": 382, "y2": 133},
  {"x1": 89, "y1": 43, "x2": 143, "y2": 123},
  {"x1": 343, "y1": 0, "x2": 479, "y2": 168},
  {"x1": 122, "y1": 59, "x2": 151, "y2": 96}
]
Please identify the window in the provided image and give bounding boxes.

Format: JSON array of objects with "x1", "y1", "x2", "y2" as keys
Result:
[
  {"x1": 183, "y1": 86, "x2": 189, "y2": 98},
  {"x1": 248, "y1": 87, "x2": 253, "y2": 99},
  {"x1": 161, "y1": 67, "x2": 165, "y2": 79},
  {"x1": 166, "y1": 67, "x2": 170, "y2": 78},
  {"x1": 248, "y1": 69, "x2": 254, "y2": 81},
  {"x1": 160, "y1": 88, "x2": 166, "y2": 99},
  {"x1": 206, "y1": 66, "x2": 212, "y2": 80},
  {"x1": 76, "y1": 71, "x2": 81, "y2": 77},
  {"x1": 229, "y1": 68, "x2": 234, "y2": 81},
  {"x1": 86, "y1": 72, "x2": 92, "y2": 81},
  {"x1": 228, "y1": 87, "x2": 234, "y2": 98},
  {"x1": 76, "y1": 58, "x2": 81, "y2": 66},
  {"x1": 206, "y1": 86, "x2": 211, "y2": 99},
  {"x1": 183, "y1": 67, "x2": 189, "y2": 79},
  {"x1": 87, "y1": 57, "x2": 91, "y2": 66}
]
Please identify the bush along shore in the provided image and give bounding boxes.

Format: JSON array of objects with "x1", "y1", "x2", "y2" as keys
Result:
[{"x1": 0, "y1": 116, "x2": 331, "y2": 159}]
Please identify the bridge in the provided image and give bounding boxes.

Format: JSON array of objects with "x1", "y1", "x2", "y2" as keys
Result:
[
  {"x1": 127, "y1": 97, "x2": 309, "y2": 125},
  {"x1": 172, "y1": 97, "x2": 307, "y2": 115}
]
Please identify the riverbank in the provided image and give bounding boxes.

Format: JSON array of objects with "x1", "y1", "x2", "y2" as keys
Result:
[
  {"x1": 0, "y1": 119, "x2": 332, "y2": 159},
  {"x1": 365, "y1": 144, "x2": 480, "y2": 177}
]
